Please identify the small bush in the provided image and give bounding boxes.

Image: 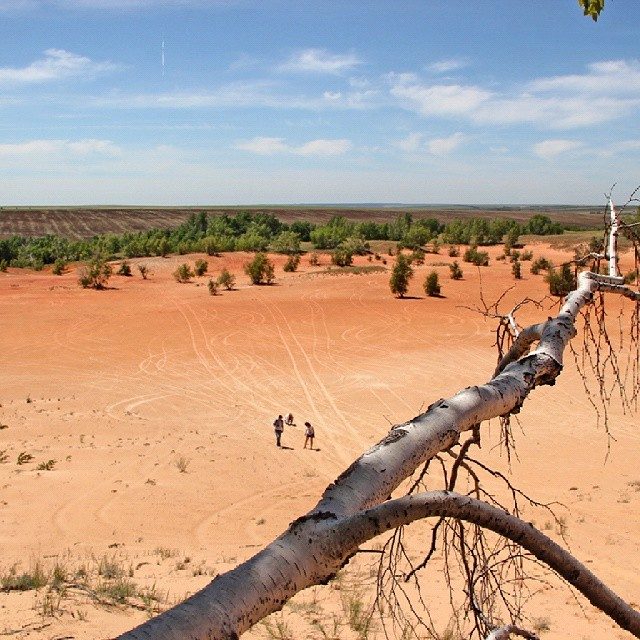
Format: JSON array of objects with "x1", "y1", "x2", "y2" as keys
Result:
[
  {"x1": 207, "y1": 279, "x2": 218, "y2": 295},
  {"x1": 36, "y1": 459, "x2": 56, "y2": 471},
  {"x1": 52, "y1": 258, "x2": 67, "y2": 275},
  {"x1": 308, "y1": 252, "x2": 320, "y2": 266},
  {"x1": 244, "y1": 253, "x2": 275, "y2": 285},
  {"x1": 117, "y1": 261, "x2": 132, "y2": 276},
  {"x1": 521, "y1": 250, "x2": 533, "y2": 261},
  {"x1": 410, "y1": 249, "x2": 425, "y2": 265},
  {"x1": 462, "y1": 246, "x2": 489, "y2": 266},
  {"x1": 1, "y1": 562, "x2": 48, "y2": 592},
  {"x1": 175, "y1": 456, "x2": 190, "y2": 473},
  {"x1": 78, "y1": 255, "x2": 112, "y2": 289},
  {"x1": 449, "y1": 261, "x2": 463, "y2": 280},
  {"x1": 512, "y1": 260, "x2": 522, "y2": 279},
  {"x1": 138, "y1": 264, "x2": 149, "y2": 279},
  {"x1": 283, "y1": 254, "x2": 301, "y2": 272},
  {"x1": 546, "y1": 263, "x2": 576, "y2": 296},
  {"x1": 194, "y1": 258, "x2": 208, "y2": 276},
  {"x1": 448, "y1": 245, "x2": 460, "y2": 257},
  {"x1": 217, "y1": 268, "x2": 236, "y2": 290},
  {"x1": 0, "y1": 259, "x2": 7, "y2": 272},
  {"x1": 331, "y1": 248, "x2": 353, "y2": 267},
  {"x1": 173, "y1": 263, "x2": 194, "y2": 283},
  {"x1": 17, "y1": 451, "x2": 34, "y2": 465},
  {"x1": 530, "y1": 256, "x2": 553, "y2": 275},
  {"x1": 424, "y1": 271, "x2": 441, "y2": 297}
]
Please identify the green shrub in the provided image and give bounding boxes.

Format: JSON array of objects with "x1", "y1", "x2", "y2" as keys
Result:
[
  {"x1": 244, "y1": 253, "x2": 275, "y2": 285},
  {"x1": 138, "y1": 264, "x2": 149, "y2": 279},
  {"x1": 207, "y1": 279, "x2": 218, "y2": 295},
  {"x1": 308, "y1": 252, "x2": 320, "y2": 266},
  {"x1": 173, "y1": 263, "x2": 194, "y2": 283},
  {"x1": 546, "y1": 264, "x2": 576, "y2": 296},
  {"x1": 331, "y1": 248, "x2": 353, "y2": 267},
  {"x1": 194, "y1": 258, "x2": 208, "y2": 276},
  {"x1": 0, "y1": 259, "x2": 7, "y2": 272},
  {"x1": 1, "y1": 562, "x2": 48, "y2": 592},
  {"x1": 217, "y1": 268, "x2": 236, "y2": 290},
  {"x1": 283, "y1": 254, "x2": 301, "y2": 272},
  {"x1": 389, "y1": 254, "x2": 414, "y2": 298},
  {"x1": 424, "y1": 271, "x2": 441, "y2": 297},
  {"x1": 448, "y1": 245, "x2": 459, "y2": 257},
  {"x1": 410, "y1": 249, "x2": 425, "y2": 265},
  {"x1": 52, "y1": 258, "x2": 67, "y2": 275},
  {"x1": 530, "y1": 256, "x2": 553, "y2": 275},
  {"x1": 512, "y1": 260, "x2": 522, "y2": 279},
  {"x1": 78, "y1": 255, "x2": 112, "y2": 289},
  {"x1": 462, "y1": 246, "x2": 489, "y2": 266},
  {"x1": 117, "y1": 261, "x2": 132, "y2": 276},
  {"x1": 449, "y1": 261, "x2": 463, "y2": 280},
  {"x1": 271, "y1": 231, "x2": 301, "y2": 255},
  {"x1": 521, "y1": 250, "x2": 533, "y2": 261}
]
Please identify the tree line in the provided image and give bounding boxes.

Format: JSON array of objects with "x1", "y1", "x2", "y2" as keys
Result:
[{"x1": 0, "y1": 210, "x2": 567, "y2": 272}]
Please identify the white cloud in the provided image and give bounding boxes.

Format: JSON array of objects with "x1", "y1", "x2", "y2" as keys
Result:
[
  {"x1": 0, "y1": 138, "x2": 121, "y2": 157},
  {"x1": 278, "y1": 48, "x2": 361, "y2": 74},
  {"x1": 390, "y1": 79, "x2": 492, "y2": 116},
  {"x1": 0, "y1": 49, "x2": 117, "y2": 83},
  {"x1": 533, "y1": 139, "x2": 582, "y2": 159},
  {"x1": 389, "y1": 59, "x2": 640, "y2": 129},
  {"x1": 530, "y1": 59, "x2": 640, "y2": 95},
  {"x1": 235, "y1": 137, "x2": 351, "y2": 157},
  {"x1": 428, "y1": 58, "x2": 468, "y2": 73},
  {"x1": 428, "y1": 132, "x2": 466, "y2": 155},
  {"x1": 323, "y1": 91, "x2": 342, "y2": 101},
  {"x1": 294, "y1": 139, "x2": 351, "y2": 156}
]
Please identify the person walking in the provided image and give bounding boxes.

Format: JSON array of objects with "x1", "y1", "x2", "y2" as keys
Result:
[
  {"x1": 273, "y1": 414, "x2": 284, "y2": 447},
  {"x1": 303, "y1": 421, "x2": 315, "y2": 450}
]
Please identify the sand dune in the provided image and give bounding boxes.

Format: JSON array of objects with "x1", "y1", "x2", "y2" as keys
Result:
[{"x1": 0, "y1": 244, "x2": 638, "y2": 639}]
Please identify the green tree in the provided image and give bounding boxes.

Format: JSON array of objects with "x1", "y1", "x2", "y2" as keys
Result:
[
  {"x1": 389, "y1": 254, "x2": 414, "y2": 298},
  {"x1": 244, "y1": 253, "x2": 275, "y2": 285},
  {"x1": 449, "y1": 261, "x2": 463, "y2": 280},
  {"x1": 424, "y1": 270, "x2": 441, "y2": 297},
  {"x1": 283, "y1": 254, "x2": 301, "y2": 272}
]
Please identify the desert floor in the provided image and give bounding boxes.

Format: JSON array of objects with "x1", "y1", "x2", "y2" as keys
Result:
[{"x1": 0, "y1": 243, "x2": 638, "y2": 639}]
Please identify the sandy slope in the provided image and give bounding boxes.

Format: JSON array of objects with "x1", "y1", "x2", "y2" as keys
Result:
[{"x1": 0, "y1": 245, "x2": 638, "y2": 639}]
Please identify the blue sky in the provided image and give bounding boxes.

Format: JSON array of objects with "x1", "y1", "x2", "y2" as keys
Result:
[{"x1": 0, "y1": 0, "x2": 639, "y2": 205}]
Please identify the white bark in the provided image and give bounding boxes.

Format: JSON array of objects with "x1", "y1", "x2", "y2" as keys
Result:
[{"x1": 118, "y1": 272, "x2": 639, "y2": 640}]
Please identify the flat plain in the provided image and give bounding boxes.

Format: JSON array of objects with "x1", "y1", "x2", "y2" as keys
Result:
[{"x1": 0, "y1": 239, "x2": 638, "y2": 639}]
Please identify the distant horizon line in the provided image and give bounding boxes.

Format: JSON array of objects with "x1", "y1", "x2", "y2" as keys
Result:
[{"x1": 1, "y1": 202, "x2": 603, "y2": 210}]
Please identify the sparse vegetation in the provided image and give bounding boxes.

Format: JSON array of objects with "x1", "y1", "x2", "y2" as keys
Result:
[
  {"x1": 36, "y1": 459, "x2": 56, "y2": 471},
  {"x1": 462, "y1": 246, "x2": 490, "y2": 267},
  {"x1": 208, "y1": 278, "x2": 218, "y2": 295},
  {"x1": 217, "y1": 268, "x2": 236, "y2": 290},
  {"x1": 52, "y1": 258, "x2": 67, "y2": 275},
  {"x1": 117, "y1": 260, "x2": 132, "y2": 276},
  {"x1": 283, "y1": 254, "x2": 301, "y2": 272},
  {"x1": 78, "y1": 255, "x2": 112, "y2": 289},
  {"x1": 173, "y1": 263, "x2": 194, "y2": 283},
  {"x1": 530, "y1": 256, "x2": 553, "y2": 275},
  {"x1": 194, "y1": 258, "x2": 208, "y2": 276},
  {"x1": 245, "y1": 253, "x2": 275, "y2": 285},
  {"x1": 512, "y1": 260, "x2": 522, "y2": 279},
  {"x1": 138, "y1": 264, "x2": 149, "y2": 279},
  {"x1": 175, "y1": 455, "x2": 190, "y2": 473},
  {"x1": 546, "y1": 263, "x2": 576, "y2": 296},
  {"x1": 17, "y1": 451, "x2": 34, "y2": 465}
]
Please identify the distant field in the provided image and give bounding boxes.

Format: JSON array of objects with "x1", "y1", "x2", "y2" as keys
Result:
[{"x1": 0, "y1": 205, "x2": 606, "y2": 239}]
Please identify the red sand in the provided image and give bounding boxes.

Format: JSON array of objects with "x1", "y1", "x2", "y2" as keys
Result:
[{"x1": 0, "y1": 244, "x2": 638, "y2": 639}]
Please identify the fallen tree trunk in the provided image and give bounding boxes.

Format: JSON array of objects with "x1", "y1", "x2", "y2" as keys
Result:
[{"x1": 119, "y1": 269, "x2": 639, "y2": 640}]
